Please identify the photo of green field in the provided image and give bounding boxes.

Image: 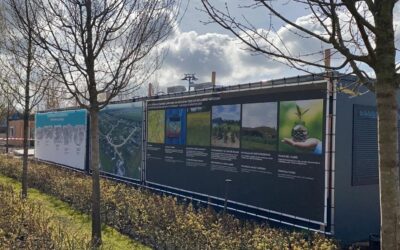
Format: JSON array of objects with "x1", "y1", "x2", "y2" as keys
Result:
[
  {"x1": 241, "y1": 102, "x2": 277, "y2": 151},
  {"x1": 187, "y1": 106, "x2": 211, "y2": 147},
  {"x1": 279, "y1": 99, "x2": 324, "y2": 154},
  {"x1": 148, "y1": 110, "x2": 165, "y2": 143}
]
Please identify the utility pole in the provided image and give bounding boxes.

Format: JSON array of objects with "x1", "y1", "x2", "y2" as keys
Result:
[{"x1": 181, "y1": 73, "x2": 198, "y2": 91}]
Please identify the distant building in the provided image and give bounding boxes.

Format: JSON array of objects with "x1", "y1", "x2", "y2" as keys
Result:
[
  {"x1": 0, "y1": 118, "x2": 6, "y2": 135},
  {"x1": 7, "y1": 112, "x2": 35, "y2": 147},
  {"x1": 192, "y1": 82, "x2": 214, "y2": 90},
  {"x1": 167, "y1": 85, "x2": 186, "y2": 94}
]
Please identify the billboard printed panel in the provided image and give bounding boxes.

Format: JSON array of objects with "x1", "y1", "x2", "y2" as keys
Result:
[
  {"x1": 279, "y1": 99, "x2": 324, "y2": 155},
  {"x1": 187, "y1": 106, "x2": 211, "y2": 147},
  {"x1": 35, "y1": 109, "x2": 87, "y2": 170},
  {"x1": 241, "y1": 102, "x2": 278, "y2": 151},
  {"x1": 147, "y1": 110, "x2": 165, "y2": 144},
  {"x1": 165, "y1": 108, "x2": 186, "y2": 145},
  {"x1": 99, "y1": 102, "x2": 143, "y2": 180},
  {"x1": 146, "y1": 87, "x2": 327, "y2": 224},
  {"x1": 211, "y1": 104, "x2": 241, "y2": 148}
]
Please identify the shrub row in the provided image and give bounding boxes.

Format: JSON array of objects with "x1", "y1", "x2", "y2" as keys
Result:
[
  {"x1": 0, "y1": 156, "x2": 338, "y2": 249},
  {"x1": 0, "y1": 181, "x2": 91, "y2": 249}
]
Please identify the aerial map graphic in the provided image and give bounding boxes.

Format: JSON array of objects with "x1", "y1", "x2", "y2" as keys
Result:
[{"x1": 99, "y1": 102, "x2": 143, "y2": 179}]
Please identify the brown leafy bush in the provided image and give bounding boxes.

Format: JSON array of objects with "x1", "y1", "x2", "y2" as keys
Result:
[
  {"x1": 0, "y1": 156, "x2": 338, "y2": 249},
  {"x1": 0, "y1": 182, "x2": 91, "y2": 249}
]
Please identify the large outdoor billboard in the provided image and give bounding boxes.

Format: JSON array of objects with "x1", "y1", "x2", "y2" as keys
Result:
[
  {"x1": 35, "y1": 109, "x2": 88, "y2": 170},
  {"x1": 146, "y1": 85, "x2": 327, "y2": 225},
  {"x1": 99, "y1": 102, "x2": 143, "y2": 180}
]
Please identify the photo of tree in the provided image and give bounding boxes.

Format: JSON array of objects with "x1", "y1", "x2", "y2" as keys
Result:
[
  {"x1": 148, "y1": 110, "x2": 165, "y2": 144},
  {"x1": 99, "y1": 102, "x2": 143, "y2": 179},
  {"x1": 165, "y1": 108, "x2": 186, "y2": 145},
  {"x1": 279, "y1": 99, "x2": 324, "y2": 155},
  {"x1": 187, "y1": 106, "x2": 211, "y2": 147},
  {"x1": 211, "y1": 104, "x2": 241, "y2": 148},
  {"x1": 241, "y1": 102, "x2": 277, "y2": 151}
]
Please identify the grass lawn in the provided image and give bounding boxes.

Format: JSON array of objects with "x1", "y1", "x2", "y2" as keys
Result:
[
  {"x1": 241, "y1": 137, "x2": 277, "y2": 151},
  {"x1": 0, "y1": 174, "x2": 150, "y2": 250}
]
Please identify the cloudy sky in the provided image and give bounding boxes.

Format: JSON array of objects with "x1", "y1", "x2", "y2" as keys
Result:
[
  {"x1": 212, "y1": 104, "x2": 241, "y2": 122},
  {"x1": 152, "y1": 1, "x2": 400, "y2": 91},
  {"x1": 242, "y1": 102, "x2": 277, "y2": 129}
]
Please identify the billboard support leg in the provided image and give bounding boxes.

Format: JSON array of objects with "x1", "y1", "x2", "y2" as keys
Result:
[{"x1": 224, "y1": 179, "x2": 232, "y2": 214}]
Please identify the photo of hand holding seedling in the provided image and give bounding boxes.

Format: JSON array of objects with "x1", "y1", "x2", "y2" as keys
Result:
[{"x1": 279, "y1": 99, "x2": 323, "y2": 155}]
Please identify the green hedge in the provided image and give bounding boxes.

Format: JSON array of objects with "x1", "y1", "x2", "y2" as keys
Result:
[{"x1": 0, "y1": 156, "x2": 338, "y2": 249}]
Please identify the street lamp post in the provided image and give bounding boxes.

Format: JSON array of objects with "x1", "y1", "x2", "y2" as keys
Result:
[{"x1": 223, "y1": 178, "x2": 232, "y2": 214}]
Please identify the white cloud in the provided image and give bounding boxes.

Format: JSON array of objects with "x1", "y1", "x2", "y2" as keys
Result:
[{"x1": 153, "y1": 30, "x2": 296, "y2": 89}]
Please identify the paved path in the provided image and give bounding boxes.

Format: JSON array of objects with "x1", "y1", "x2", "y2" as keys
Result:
[{"x1": 13, "y1": 148, "x2": 35, "y2": 156}]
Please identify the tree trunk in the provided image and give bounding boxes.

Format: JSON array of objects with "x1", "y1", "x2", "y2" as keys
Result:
[
  {"x1": 89, "y1": 109, "x2": 102, "y2": 247},
  {"x1": 376, "y1": 80, "x2": 400, "y2": 249},
  {"x1": 21, "y1": 24, "x2": 32, "y2": 199},
  {"x1": 84, "y1": 0, "x2": 102, "y2": 246},
  {"x1": 21, "y1": 104, "x2": 29, "y2": 198},
  {"x1": 374, "y1": 2, "x2": 399, "y2": 249}
]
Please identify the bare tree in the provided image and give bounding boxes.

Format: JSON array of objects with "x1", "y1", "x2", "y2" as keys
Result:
[
  {"x1": 0, "y1": 90, "x2": 8, "y2": 123},
  {"x1": 0, "y1": 0, "x2": 53, "y2": 198},
  {"x1": 201, "y1": 1, "x2": 399, "y2": 248},
  {"x1": 29, "y1": 0, "x2": 181, "y2": 246},
  {"x1": 0, "y1": 10, "x2": 11, "y2": 124},
  {"x1": 41, "y1": 81, "x2": 71, "y2": 110},
  {"x1": 0, "y1": 101, "x2": 5, "y2": 120},
  {"x1": 0, "y1": 93, "x2": 9, "y2": 140},
  {"x1": 0, "y1": 87, "x2": 15, "y2": 154}
]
